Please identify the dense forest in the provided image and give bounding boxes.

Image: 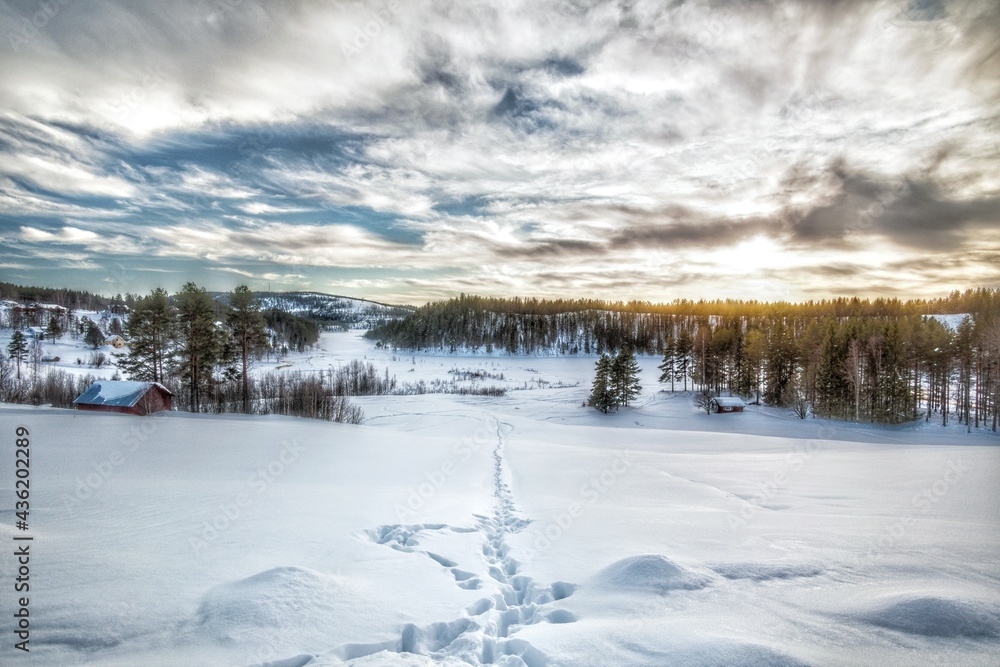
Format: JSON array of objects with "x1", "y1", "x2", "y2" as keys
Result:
[
  {"x1": 257, "y1": 292, "x2": 412, "y2": 330},
  {"x1": 368, "y1": 290, "x2": 1000, "y2": 428},
  {"x1": 0, "y1": 281, "x2": 116, "y2": 311}
]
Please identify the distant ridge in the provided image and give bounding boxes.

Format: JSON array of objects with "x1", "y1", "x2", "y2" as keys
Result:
[{"x1": 251, "y1": 291, "x2": 413, "y2": 330}]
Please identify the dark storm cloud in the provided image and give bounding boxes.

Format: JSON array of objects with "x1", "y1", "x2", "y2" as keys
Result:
[
  {"x1": 608, "y1": 216, "x2": 780, "y2": 250},
  {"x1": 788, "y1": 159, "x2": 1000, "y2": 251},
  {"x1": 490, "y1": 237, "x2": 605, "y2": 259}
]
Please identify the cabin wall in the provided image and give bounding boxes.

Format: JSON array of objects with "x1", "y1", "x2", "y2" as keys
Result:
[
  {"x1": 132, "y1": 388, "x2": 172, "y2": 415},
  {"x1": 77, "y1": 404, "x2": 135, "y2": 416}
]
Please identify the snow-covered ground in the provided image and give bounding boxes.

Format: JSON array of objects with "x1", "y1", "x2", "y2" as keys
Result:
[
  {"x1": 0, "y1": 310, "x2": 126, "y2": 381},
  {"x1": 927, "y1": 313, "x2": 972, "y2": 331},
  {"x1": 0, "y1": 332, "x2": 998, "y2": 666}
]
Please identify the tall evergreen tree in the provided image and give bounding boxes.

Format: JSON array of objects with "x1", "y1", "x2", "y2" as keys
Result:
[
  {"x1": 979, "y1": 317, "x2": 1000, "y2": 431},
  {"x1": 815, "y1": 322, "x2": 850, "y2": 419},
  {"x1": 45, "y1": 316, "x2": 62, "y2": 343},
  {"x1": 797, "y1": 319, "x2": 826, "y2": 405},
  {"x1": 589, "y1": 353, "x2": 615, "y2": 413},
  {"x1": 764, "y1": 319, "x2": 797, "y2": 406},
  {"x1": 119, "y1": 288, "x2": 174, "y2": 384},
  {"x1": 736, "y1": 328, "x2": 765, "y2": 402},
  {"x1": 674, "y1": 329, "x2": 693, "y2": 391},
  {"x1": 175, "y1": 283, "x2": 220, "y2": 412},
  {"x1": 891, "y1": 321, "x2": 914, "y2": 421},
  {"x1": 693, "y1": 325, "x2": 713, "y2": 390},
  {"x1": 955, "y1": 316, "x2": 975, "y2": 429},
  {"x1": 658, "y1": 337, "x2": 677, "y2": 391},
  {"x1": 84, "y1": 320, "x2": 105, "y2": 349},
  {"x1": 612, "y1": 347, "x2": 642, "y2": 407},
  {"x1": 227, "y1": 285, "x2": 268, "y2": 414},
  {"x1": 6, "y1": 330, "x2": 28, "y2": 380}
]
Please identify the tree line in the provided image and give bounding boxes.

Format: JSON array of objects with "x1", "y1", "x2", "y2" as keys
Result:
[
  {"x1": 0, "y1": 281, "x2": 116, "y2": 312},
  {"x1": 366, "y1": 290, "x2": 1000, "y2": 356},
  {"x1": 369, "y1": 290, "x2": 1000, "y2": 428},
  {"x1": 649, "y1": 313, "x2": 1000, "y2": 428}
]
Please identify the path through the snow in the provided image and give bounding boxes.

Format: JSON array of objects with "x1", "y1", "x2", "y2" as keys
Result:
[{"x1": 340, "y1": 416, "x2": 577, "y2": 665}]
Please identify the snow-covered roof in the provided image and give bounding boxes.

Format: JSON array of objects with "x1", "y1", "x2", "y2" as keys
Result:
[
  {"x1": 74, "y1": 381, "x2": 173, "y2": 408},
  {"x1": 712, "y1": 396, "x2": 745, "y2": 407}
]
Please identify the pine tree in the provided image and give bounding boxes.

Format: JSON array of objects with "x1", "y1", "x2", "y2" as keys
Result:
[
  {"x1": 589, "y1": 354, "x2": 615, "y2": 413},
  {"x1": 764, "y1": 319, "x2": 797, "y2": 406},
  {"x1": 979, "y1": 317, "x2": 1000, "y2": 432},
  {"x1": 175, "y1": 283, "x2": 220, "y2": 412},
  {"x1": 888, "y1": 321, "x2": 914, "y2": 423},
  {"x1": 815, "y1": 322, "x2": 850, "y2": 419},
  {"x1": 674, "y1": 329, "x2": 693, "y2": 391},
  {"x1": 7, "y1": 330, "x2": 28, "y2": 380},
  {"x1": 612, "y1": 347, "x2": 642, "y2": 407},
  {"x1": 955, "y1": 316, "x2": 975, "y2": 431},
  {"x1": 693, "y1": 325, "x2": 713, "y2": 391},
  {"x1": 118, "y1": 288, "x2": 174, "y2": 384},
  {"x1": 736, "y1": 328, "x2": 765, "y2": 402},
  {"x1": 45, "y1": 316, "x2": 62, "y2": 343},
  {"x1": 84, "y1": 320, "x2": 105, "y2": 349},
  {"x1": 227, "y1": 285, "x2": 268, "y2": 414},
  {"x1": 658, "y1": 337, "x2": 676, "y2": 391}
]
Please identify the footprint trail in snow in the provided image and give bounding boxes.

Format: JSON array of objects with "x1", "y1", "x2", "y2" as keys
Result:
[{"x1": 345, "y1": 417, "x2": 577, "y2": 666}]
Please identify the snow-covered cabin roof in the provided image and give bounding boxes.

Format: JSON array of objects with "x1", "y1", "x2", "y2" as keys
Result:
[
  {"x1": 73, "y1": 381, "x2": 173, "y2": 408},
  {"x1": 711, "y1": 396, "x2": 746, "y2": 408}
]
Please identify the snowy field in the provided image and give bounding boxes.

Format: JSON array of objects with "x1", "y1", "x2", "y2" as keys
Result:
[{"x1": 1, "y1": 332, "x2": 998, "y2": 666}]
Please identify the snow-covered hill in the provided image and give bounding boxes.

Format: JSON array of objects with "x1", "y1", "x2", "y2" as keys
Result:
[{"x1": 253, "y1": 292, "x2": 413, "y2": 329}]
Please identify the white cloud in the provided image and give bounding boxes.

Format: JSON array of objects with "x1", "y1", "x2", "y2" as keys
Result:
[
  {"x1": 0, "y1": 153, "x2": 135, "y2": 198},
  {"x1": 144, "y1": 222, "x2": 429, "y2": 268},
  {"x1": 19, "y1": 225, "x2": 101, "y2": 243}
]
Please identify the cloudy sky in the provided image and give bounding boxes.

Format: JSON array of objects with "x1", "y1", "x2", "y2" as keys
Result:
[{"x1": 1, "y1": 0, "x2": 998, "y2": 304}]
